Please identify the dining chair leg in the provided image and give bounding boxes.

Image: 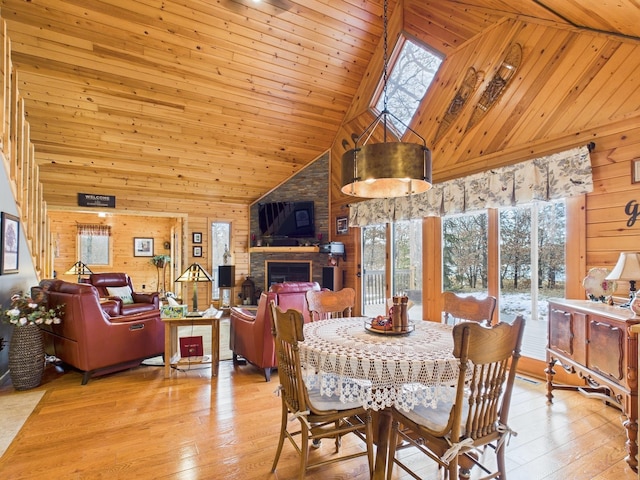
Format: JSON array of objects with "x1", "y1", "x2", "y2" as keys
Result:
[
  {"x1": 299, "y1": 423, "x2": 310, "y2": 480},
  {"x1": 271, "y1": 403, "x2": 288, "y2": 472},
  {"x1": 496, "y1": 445, "x2": 507, "y2": 480},
  {"x1": 385, "y1": 419, "x2": 400, "y2": 480},
  {"x1": 334, "y1": 420, "x2": 341, "y2": 452},
  {"x1": 365, "y1": 412, "x2": 375, "y2": 479}
]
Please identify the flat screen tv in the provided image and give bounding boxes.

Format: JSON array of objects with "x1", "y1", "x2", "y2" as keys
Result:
[{"x1": 258, "y1": 201, "x2": 315, "y2": 238}]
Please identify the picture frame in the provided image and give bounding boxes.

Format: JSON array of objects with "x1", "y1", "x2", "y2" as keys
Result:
[
  {"x1": 336, "y1": 216, "x2": 349, "y2": 235},
  {"x1": 192, "y1": 232, "x2": 202, "y2": 244},
  {"x1": 632, "y1": 158, "x2": 640, "y2": 184},
  {"x1": 193, "y1": 246, "x2": 202, "y2": 257},
  {"x1": 133, "y1": 237, "x2": 154, "y2": 257},
  {"x1": 1, "y1": 212, "x2": 20, "y2": 274}
]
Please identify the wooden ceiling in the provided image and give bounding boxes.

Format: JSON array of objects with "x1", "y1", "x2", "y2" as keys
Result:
[{"x1": 1, "y1": 0, "x2": 639, "y2": 210}]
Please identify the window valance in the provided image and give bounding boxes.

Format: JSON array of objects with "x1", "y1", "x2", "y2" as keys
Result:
[
  {"x1": 348, "y1": 145, "x2": 592, "y2": 227},
  {"x1": 77, "y1": 224, "x2": 111, "y2": 236}
]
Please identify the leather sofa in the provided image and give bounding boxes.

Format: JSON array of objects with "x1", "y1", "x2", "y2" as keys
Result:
[
  {"x1": 89, "y1": 272, "x2": 159, "y2": 315},
  {"x1": 229, "y1": 281, "x2": 321, "y2": 381},
  {"x1": 35, "y1": 279, "x2": 164, "y2": 384}
]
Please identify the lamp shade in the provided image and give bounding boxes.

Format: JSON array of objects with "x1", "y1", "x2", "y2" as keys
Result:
[
  {"x1": 176, "y1": 263, "x2": 213, "y2": 283},
  {"x1": 341, "y1": 142, "x2": 432, "y2": 198},
  {"x1": 176, "y1": 263, "x2": 212, "y2": 313},
  {"x1": 65, "y1": 261, "x2": 93, "y2": 282},
  {"x1": 605, "y1": 252, "x2": 640, "y2": 281},
  {"x1": 65, "y1": 261, "x2": 92, "y2": 276}
]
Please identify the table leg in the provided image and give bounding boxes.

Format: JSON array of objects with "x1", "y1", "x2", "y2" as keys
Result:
[
  {"x1": 164, "y1": 322, "x2": 172, "y2": 379},
  {"x1": 373, "y1": 409, "x2": 392, "y2": 480},
  {"x1": 212, "y1": 319, "x2": 219, "y2": 376}
]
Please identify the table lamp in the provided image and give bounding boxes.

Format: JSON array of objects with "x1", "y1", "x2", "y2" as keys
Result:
[
  {"x1": 605, "y1": 252, "x2": 640, "y2": 307},
  {"x1": 176, "y1": 262, "x2": 213, "y2": 315},
  {"x1": 65, "y1": 261, "x2": 93, "y2": 283}
]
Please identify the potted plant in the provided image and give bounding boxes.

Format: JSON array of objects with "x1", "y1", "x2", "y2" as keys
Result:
[
  {"x1": 151, "y1": 254, "x2": 171, "y2": 268},
  {"x1": 152, "y1": 255, "x2": 171, "y2": 293},
  {"x1": 2, "y1": 293, "x2": 64, "y2": 390}
]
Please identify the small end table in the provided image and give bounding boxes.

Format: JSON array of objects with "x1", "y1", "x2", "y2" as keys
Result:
[{"x1": 162, "y1": 310, "x2": 223, "y2": 379}]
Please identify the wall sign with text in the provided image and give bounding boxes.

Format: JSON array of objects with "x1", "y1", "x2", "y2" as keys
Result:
[{"x1": 77, "y1": 193, "x2": 116, "y2": 208}]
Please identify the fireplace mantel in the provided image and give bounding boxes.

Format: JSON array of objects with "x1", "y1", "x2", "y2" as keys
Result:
[{"x1": 249, "y1": 246, "x2": 319, "y2": 253}]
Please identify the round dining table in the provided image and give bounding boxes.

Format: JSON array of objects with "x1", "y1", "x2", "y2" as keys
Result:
[{"x1": 299, "y1": 317, "x2": 458, "y2": 479}]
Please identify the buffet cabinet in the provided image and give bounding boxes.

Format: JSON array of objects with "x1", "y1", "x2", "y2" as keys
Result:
[{"x1": 546, "y1": 298, "x2": 639, "y2": 471}]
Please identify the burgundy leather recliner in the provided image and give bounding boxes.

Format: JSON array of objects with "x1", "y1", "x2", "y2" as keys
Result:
[
  {"x1": 229, "y1": 281, "x2": 321, "y2": 381},
  {"x1": 36, "y1": 279, "x2": 164, "y2": 384},
  {"x1": 89, "y1": 272, "x2": 159, "y2": 315}
]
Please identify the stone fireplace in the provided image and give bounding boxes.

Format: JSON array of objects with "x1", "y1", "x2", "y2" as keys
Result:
[{"x1": 266, "y1": 260, "x2": 312, "y2": 287}]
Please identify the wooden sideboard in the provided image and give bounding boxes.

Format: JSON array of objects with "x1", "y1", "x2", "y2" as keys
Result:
[{"x1": 546, "y1": 298, "x2": 639, "y2": 471}]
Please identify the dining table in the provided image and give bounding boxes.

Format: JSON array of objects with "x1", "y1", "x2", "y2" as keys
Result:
[{"x1": 299, "y1": 316, "x2": 458, "y2": 479}]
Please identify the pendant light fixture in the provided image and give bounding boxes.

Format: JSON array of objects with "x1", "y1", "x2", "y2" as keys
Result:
[{"x1": 341, "y1": 0, "x2": 432, "y2": 198}]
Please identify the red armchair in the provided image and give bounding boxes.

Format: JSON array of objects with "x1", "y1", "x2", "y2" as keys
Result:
[
  {"x1": 36, "y1": 279, "x2": 164, "y2": 384},
  {"x1": 229, "y1": 281, "x2": 320, "y2": 381},
  {"x1": 89, "y1": 272, "x2": 159, "y2": 316}
]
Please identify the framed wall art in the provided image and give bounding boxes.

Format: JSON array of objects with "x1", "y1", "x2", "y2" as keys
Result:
[
  {"x1": 336, "y1": 216, "x2": 349, "y2": 235},
  {"x1": 193, "y1": 246, "x2": 202, "y2": 257},
  {"x1": 632, "y1": 158, "x2": 640, "y2": 184},
  {"x1": 193, "y1": 232, "x2": 202, "y2": 244},
  {"x1": 133, "y1": 237, "x2": 154, "y2": 257},
  {"x1": 1, "y1": 212, "x2": 19, "y2": 274}
]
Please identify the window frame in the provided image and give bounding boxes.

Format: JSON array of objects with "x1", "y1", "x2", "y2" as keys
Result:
[{"x1": 77, "y1": 224, "x2": 111, "y2": 267}]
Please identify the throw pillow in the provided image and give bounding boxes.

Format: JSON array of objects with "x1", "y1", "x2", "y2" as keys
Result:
[{"x1": 106, "y1": 286, "x2": 134, "y2": 305}]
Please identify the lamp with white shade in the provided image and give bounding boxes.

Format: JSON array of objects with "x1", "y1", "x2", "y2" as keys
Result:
[{"x1": 605, "y1": 252, "x2": 640, "y2": 307}]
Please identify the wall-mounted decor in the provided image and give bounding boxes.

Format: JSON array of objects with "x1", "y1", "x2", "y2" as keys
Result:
[
  {"x1": 193, "y1": 232, "x2": 202, "y2": 244},
  {"x1": 336, "y1": 216, "x2": 348, "y2": 235},
  {"x1": 632, "y1": 158, "x2": 640, "y2": 184},
  {"x1": 193, "y1": 246, "x2": 202, "y2": 257},
  {"x1": 1, "y1": 212, "x2": 20, "y2": 274},
  {"x1": 466, "y1": 43, "x2": 522, "y2": 132},
  {"x1": 434, "y1": 66, "x2": 481, "y2": 143},
  {"x1": 133, "y1": 237, "x2": 154, "y2": 257}
]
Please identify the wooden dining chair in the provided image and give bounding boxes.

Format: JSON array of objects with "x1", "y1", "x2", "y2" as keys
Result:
[
  {"x1": 386, "y1": 315, "x2": 525, "y2": 480},
  {"x1": 268, "y1": 301, "x2": 374, "y2": 479},
  {"x1": 306, "y1": 288, "x2": 356, "y2": 321},
  {"x1": 442, "y1": 291, "x2": 497, "y2": 325}
]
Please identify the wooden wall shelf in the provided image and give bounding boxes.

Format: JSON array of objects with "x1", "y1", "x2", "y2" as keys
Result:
[{"x1": 249, "y1": 246, "x2": 319, "y2": 253}]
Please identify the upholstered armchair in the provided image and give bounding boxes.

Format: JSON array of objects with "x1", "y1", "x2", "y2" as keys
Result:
[
  {"x1": 229, "y1": 281, "x2": 321, "y2": 381},
  {"x1": 36, "y1": 279, "x2": 164, "y2": 384},
  {"x1": 89, "y1": 272, "x2": 159, "y2": 316}
]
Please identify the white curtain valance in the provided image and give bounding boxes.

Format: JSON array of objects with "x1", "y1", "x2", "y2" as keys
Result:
[
  {"x1": 349, "y1": 145, "x2": 592, "y2": 227},
  {"x1": 77, "y1": 224, "x2": 111, "y2": 236}
]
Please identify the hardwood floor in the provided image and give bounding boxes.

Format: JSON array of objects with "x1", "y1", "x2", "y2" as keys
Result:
[{"x1": 0, "y1": 358, "x2": 637, "y2": 480}]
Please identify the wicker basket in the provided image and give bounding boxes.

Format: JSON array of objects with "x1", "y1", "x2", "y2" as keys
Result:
[{"x1": 8, "y1": 323, "x2": 45, "y2": 390}]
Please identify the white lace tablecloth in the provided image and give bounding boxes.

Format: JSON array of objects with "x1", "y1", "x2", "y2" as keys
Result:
[{"x1": 300, "y1": 317, "x2": 459, "y2": 411}]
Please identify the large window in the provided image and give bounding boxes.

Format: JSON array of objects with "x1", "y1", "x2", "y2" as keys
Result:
[
  {"x1": 441, "y1": 200, "x2": 566, "y2": 360},
  {"x1": 499, "y1": 201, "x2": 566, "y2": 359},
  {"x1": 442, "y1": 212, "x2": 489, "y2": 295},
  {"x1": 361, "y1": 224, "x2": 386, "y2": 318},
  {"x1": 361, "y1": 220, "x2": 423, "y2": 318},
  {"x1": 78, "y1": 224, "x2": 111, "y2": 266},
  {"x1": 392, "y1": 219, "x2": 423, "y2": 313}
]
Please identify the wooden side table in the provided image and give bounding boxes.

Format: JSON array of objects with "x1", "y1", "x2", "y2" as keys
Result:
[{"x1": 162, "y1": 311, "x2": 223, "y2": 379}]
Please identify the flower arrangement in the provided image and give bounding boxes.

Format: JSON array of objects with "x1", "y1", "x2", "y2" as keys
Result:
[{"x1": 3, "y1": 293, "x2": 64, "y2": 327}]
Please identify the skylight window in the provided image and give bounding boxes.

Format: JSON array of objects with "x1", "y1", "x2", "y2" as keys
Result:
[{"x1": 374, "y1": 37, "x2": 443, "y2": 136}]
